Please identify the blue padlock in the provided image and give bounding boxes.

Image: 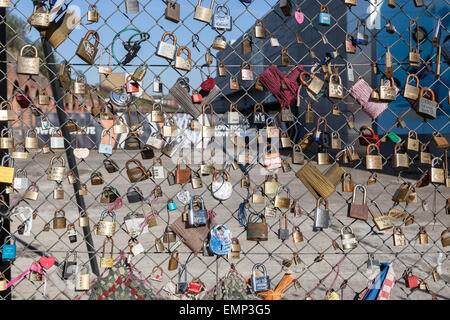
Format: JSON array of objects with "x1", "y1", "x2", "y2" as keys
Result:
[
  {"x1": 167, "y1": 198, "x2": 177, "y2": 211},
  {"x1": 2, "y1": 236, "x2": 16, "y2": 261},
  {"x1": 318, "y1": 5, "x2": 331, "y2": 26}
]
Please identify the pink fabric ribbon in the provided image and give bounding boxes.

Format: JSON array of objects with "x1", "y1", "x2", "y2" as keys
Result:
[
  {"x1": 108, "y1": 197, "x2": 123, "y2": 211},
  {"x1": 7, "y1": 262, "x2": 47, "y2": 295}
]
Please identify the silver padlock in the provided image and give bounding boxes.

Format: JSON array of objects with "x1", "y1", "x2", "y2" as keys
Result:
[
  {"x1": 153, "y1": 76, "x2": 163, "y2": 93},
  {"x1": 125, "y1": 0, "x2": 139, "y2": 14},
  {"x1": 340, "y1": 226, "x2": 357, "y2": 249},
  {"x1": 251, "y1": 263, "x2": 270, "y2": 292},
  {"x1": 212, "y1": 4, "x2": 232, "y2": 31},
  {"x1": 314, "y1": 197, "x2": 330, "y2": 229},
  {"x1": 188, "y1": 195, "x2": 207, "y2": 227},
  {"x1": 13, "y1": 168, "x2": 29, "y2": 190}
]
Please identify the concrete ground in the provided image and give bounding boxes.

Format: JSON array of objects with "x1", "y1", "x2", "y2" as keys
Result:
[{"x1": 6, "y1": 150, "x2": 450, "y2": 300}]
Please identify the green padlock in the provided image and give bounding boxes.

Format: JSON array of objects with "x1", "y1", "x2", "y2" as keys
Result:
[{"x1": 387, "y1": 132, "x2": 401, "y2": 144}]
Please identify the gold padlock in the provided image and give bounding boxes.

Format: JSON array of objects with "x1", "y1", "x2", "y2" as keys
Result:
[
  {"x1": 75, "y1": 30, "x2": 99, "y2": 65},
  {"x1": 274, "y1": 186, "x2": 291, "y2": 209},
  {"x1": 174, "y1": 46, "x2": 192, "y2": 71},
  {"x1": 252, "y1": 185, "x2": 265, "y2": 204},
  {"x1": 379, "y1": 77, "x2": 396, "y2": 101},
  {"x1": 392, "y1": 143, "x2": 409, "y2": 169},
  {"x1": 254, "y1": 19, "x2": 266, "y2": 39},
  {"x1": 79, "y1": 210, "x2": 89, "y2": 227},
  {"x1": 409, "y1": 20, "x2": 421, "y2": 67},
  {"x1": 431, "y1": 157, "x2": 445, "y2": 184},
  {"x1": 100, "y1": 238, "x2": 114, "y2": 268},
  {"x1": 419, "y1": 226, "x2": 429, "y2": 244},
  {"x1": 403, "y1": 74, "x2": 420, "y2": 100},
  {"x1": 53, "y1": 209, "x2": 67, "y2": 229},
  {"x1": 168, "y1": 250, "x2": 179, "y2": 271},
  {"x1": 87, "y1": 4, "x2": 99, "y2": 23},
  {"x1": 97, "y1": 210, "x2": 116, "y2": 236},
  {"x1": 365, "y1": 143, "x2": 383, "y2": 170},
  {"x1": 393, "y1": 227, "x2": 406, "y2": 246},
  {"x1": 17, "y1": 45, "x2": 40, "y2": 75},
  {"x1": 300, "y1": 71, "x2": 324, "y2": 95},
  {"x1": 407, "y1": 130, "x2": 419, "y2": 152},
  {"x1": 328, "y1": 74, "x2": 344, "y2": 99},
  {"x1": 212, "y1": 35, "x2": 227, "y2": 51},
  {"x1": 293, "y1": 226, "x2": 303, "y2": 243},
  {"x1": 264, "y1": 174, "x2": 279, "y2": 195},
  {"x1": 194, "y1": 0, "x2": 214, "y2": 23},
  {"x1": 53, "y1": 183, "x2": 64, "y2": 200}
]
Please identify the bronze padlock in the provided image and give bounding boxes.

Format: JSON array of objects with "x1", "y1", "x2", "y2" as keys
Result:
[
  {"x1": 163, "y1": 226, "x2": 176, "y2": 243},
  {"x1": 53, "y1": 209, "x2": 67, "y2": 229},
  {"x1": 17, "y1": 45, "x2": 40, "y2": 75},
  {"x1": 165, "y1": 0, "x2": 180, "y2": 23},
  {"x1": 87, "y1": 4, "x2": 98, "y2": 22},
  {"x1": 379, "y1": 77, "x2": 396, "y2": 101},
  {"x1": 365, "y1": 143, "x2": 383, "y2": 170},
  {"x1": 79, "y1": 210, "x2": 89, "y2": 227},
  {"x1": 403, "y1": 74, "x2": 420, "y2": 100},
  {"x1": 168, "y1": 251, "x2": 179, "y2": 271},
  {"x1": 293, "y1": 226, "x2": 303, "y2": 243},
  {"x1": 217, "y1": 61, "x2": 227, "y2": 77},
  {"x1": 432, "y1": 132, "x2": 449, "y2": 149},
  {"x1": 419, "y1": 143, "x2": 431, "y2": 164},
  {"x1": 280, "y1": 48, "x2": 290, "y2": 66},
  {"x1": 392, "y1": 143, "x2": 409, "y2": 169},
  {"x1": 75, "y1": 30, "x2": 99, "y2": 65},
  {"x1": 342, "y1": 173, "x2": 354, "y2": 193},
  {"x1": 419, "y1": 226, "x2": 428, "y2": 244},
  {"x1": 431, "y1": 158, "x2": 445, "y2": 184},
  {"x1": 393, "y1": 227, "x2": 406, "y2": 246},
  {"x1": 407, "y1": 130, "x2": 419, "y2": 152}
]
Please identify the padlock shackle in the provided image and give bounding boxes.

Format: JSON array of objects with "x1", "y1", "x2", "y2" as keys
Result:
[
  {"x1": 316, "y1": 116, "x2": 327, "y2": 131},
  {"x1": 380, "y1": 76, "x2": 395, "y2": 88},
  {"x1": 351, "y1": 184, "x2": 367, "y2": 205},
  {"x1": 299, "y1": 71, "x2": 312, "y2": 86},
  {"x1": 419, "y1": 87, "x2": 436, "y2": 101},
  {"x1": 254, "y1": 19, "x2": 265, "y2": 28},
  {"x1": 190, "y1": 195, "x2": 205, "y2": 210},
  {"x1": 176, "y1": 46, "x2": 191, "y2": 59},
  {"x1": 408, "y1": 130, "x2": 418, "y2": 139},
  {"x1": 409, "y1": 19, "x2": 419, "y2": 51},
  {"x1": 212, "y1": 169, "x2": 231, "y2": 182},
  {"x1": 320, "y1": 5, "x2": 329, "y2": 13},
  {"x1": 366, "y1": 143, "x2": 381, "y2": 156},
  {"x1": 19, "y1": 44, "x2": 38, "y2": 58},
  {"x1": 360, "y1": 125, "x2": 375, "y2": 136},
  {"x1": 241, "y1": 61, "x2": 252, "y2": 71},
  {"x1": 252, "y1": 263, "x2": 267, "y2": 277},
  {"x1": 253, "y1": 102, "x2": 264, "y2": 113},
  {"x1": 292, "y1": 143, "x2": 303, "y2": 153},
  {"x1": 340, "y1": 226, "x2": 353, "y2": 235},
  {"x1": 405, "y1": 74, "x2": 419, "y2": 86},
  {"x1": 394, "y1": 142, "x2": 407, "y2": 154},
  {"x1": 102, "y1": 237, "x2": 114, "y2": 258},
  {"x1": 316, "y1": 197, "x2": 328, "y2": 209},
  {"x1": 0, "y1": 101, "x2": 12, "y2": 111},
  {"x1": 99, "y1": 209, "x2": 116, "y2": 222},
  {"x1": 54, "y1": 209, "x2": 66, "y2": 218},
  {"x1": 202, "y1": 103, "x2": 214, "y2": 125},
  {"x1": 263, "y1": 143, "x2": 279, "y2": 156},
  {"x1": 161, "y1": 32, "x2": 177, "y2": 45},
  {"x1": 431, "y1": 157, "x2": 442, "y2": 168},
  {"x1": 153, "y1": 157, "x2": 163, "y2": 166}
]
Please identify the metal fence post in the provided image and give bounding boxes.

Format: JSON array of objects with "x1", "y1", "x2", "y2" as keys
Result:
[{"x1": 41, "y1": 40, "x2": 100, "y2": 277}]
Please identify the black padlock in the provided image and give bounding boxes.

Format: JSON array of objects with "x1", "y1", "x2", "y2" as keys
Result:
[
  {"x1": 141, "y1": 147, "x2": 154, "y2": 160},
  {"x1": 124, "y1": 132, "x2": 141, "y2": 150},
  {"x1": 103, "y1": 159, "x2": 119, "y2": 173},
  {"x1": 126, "y1": 186, "x2": 143, "y2": 203},
  {"x1": 62, "y1": 251, "x2": 77, "y2": 280}
]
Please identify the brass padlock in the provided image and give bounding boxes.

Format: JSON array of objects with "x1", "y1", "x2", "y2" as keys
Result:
[
  {"x1": 305, "y1": 103, "x2": 314, "y2": 123},
  {"x1": 79, "y1": 183, "x2": 88, "y2": 196},
  {"x1": 392, "y1": 143, "x2": 409, "y2": 169},
  {"x1": 365, "y1": 143, "x2": 383, "y2": 170},
  {"x1": 79, "y1": 210, "x2": 89, "y2": 227},
  {"x1": 419, "y1": 226, "x2": 429, "y2": 244},
  {"x1": 241, "y1": 33, "x2": 252, "y2": 54},
  {"x1": 293, "y1": 226, "x2": 303, "y2": 243},
  {"x1": 274, "y1": 186, "x2": 291, "y2": 209},
  {"x1": 379, "y1": 77, "x2": 396, "y2": 101},
  {"x1": 280, "y1": 48, "x2": 290, "y2": 66},
  {"x1": 24, "y1": 183, "x2": 39, "y2": 201},
  {"x1": 100, "y1": 238, "x2": 114, "y2": 269},
  {"x1": 163, "y1": 226, "x2": 176, "y2": 243},
  {"x1": 328, "y1": 74, "x2": 344, "y2": 99},
  {"x1": 75, "y1": 266, "x2": 90, "y2": 291},
  {"x1": 212, "y1": 35, "x2": 227, "y2": 51},
  {"x1": 409, "y1": 20, "x2": 421, "y2": 67},
  {"x1": 254, "y1": 19, "x2": 266, "y2": 39},
  {"x1": 47, "y1": 155, "x2": 66, "y2": 182},
  {"x1": 12, "y1": 142, "x2": 28, "y2": 160},
  {"x1": 75, "y1": 30, "x2": 99, "y2": 65},
  {"x1": 73, "y1": 74, "x2": 87, "y2": 95},
  {"x1": 403, "y1": 74, "x2": 420, "y2": 100},
  {"x1": 419, "y1": 143, "x2": 431, "y2": 164},
  {"x1": 53, "y1": 209, "x2": 67, "y2": 229},
  {"x1": 252, "y1": 185, "x2": 265, "y2": 204},
  {"x1": 38, "y1": 89, "x2": 50, "y2": 105},
  {"x1": 17, "y1": 45, "x2": 40, "y2": 75},
  {"x1": 264, "y1": 174, "x2": 280, "y2": 195},
  {"x1": 342, "y1": 173, "x2": 354, "y2": 192},
  {"x1": 28, "y1": 3, "x2": 50, "y2": 29},
  {"x1": 431, "y1": 158, "x2": 445, "y2": 184},
  {"x1": 407, "y1": 130, "x2": 419, "y2": 152},
  {"x1": 174, "y1": 46, "x2": 192, "y2": 71},
  {"x1": 168, "y1": 251, "x2": 179, "y2": 271},
  {"x1": 194, "y1": 0, "x2": 214, "y2": 23},
  {"x1": 217, "y1": 61, "x2": 227, "y2": 77},
  {"x1": 53, "y1": 183, "x2": 64, "y2": 200},
  {"x1": 87, "y1": 4, "x2": 98, "y2": 22},
  {"x1": 292, "y1": 144, "x2": 304, "y2": 164},
  {"x1": 165, "y1": 0, "x2": 180, "y2": 23},
  {"x1": 393, "y1": 227, "x2": 406, "y2": 246},
  {"x1": 331, "y1": 131, "x2": 341, "y2": 149},
  {"x1": 317, "y1": 146, "x2": 329, "y2": 165},
  {"x1": 432, "y1": 131, "x2": 449, "y2": 148},
  {"x1": 97, "y1": 210, "x2": 116, "y2": 237},
  {"x1": 300, "y1": 71, "x2": 324, "y2": 95}
]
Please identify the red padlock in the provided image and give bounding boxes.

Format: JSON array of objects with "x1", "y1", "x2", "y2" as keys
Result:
[
  {"x1": 358, "y1": 126, "x2": 380, "y2": 147},
  {"x1": 187, "y1": 277, "x2": 203, "y2": 294},
  {"x1": 16, "y1": 93, "x2": 31, "y2": 108},
  {"x1": 192, "y1": 90, "x2": 203, "y2": 103},
  {"x1": 403, "y1": 270, "x2": 418, "y2": 288},
  {"x1": 126, "y1": 75, "x2": 140, "y2": 93}
]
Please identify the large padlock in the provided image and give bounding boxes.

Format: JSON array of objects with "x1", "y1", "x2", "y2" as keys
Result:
[
  {"x1": 165, "y1": 0, "x2": 180, "y2": 23},
  {"x1": 157, "y1": 32, "x2": 177, "y2": 60},
  {"x1": 416, "y1": 87, "x2": 438, "y2": 119},
  {"x1": 194, "y1": 0, "x2": 214, "y2": 23},
  {"x1": 0, "y1": 154, "x2": 14, "y2": 184},
  {"x1": 348, "y1": 184, "x2": 368, "y2": 221},
  {"x1": 251, "y1": 263, "x2": 270, "y2": 292},
  {"x1": 213, "y1": 4, "x2": 232, "y2": 31},
  {"x1": 247, "y1": 212, "x2": 268, "y2": 241},
  {"x1": 274, "y1": 186, "x2": 291, "y2": 210},
  {"x1": 75, "y1": 30, "x2": 99, "y2": 65},
  {"x1": 100, "y1": 238, "x2": 114, "y2": 268},
  {"x1": 314, "y1": 197, "x2": 330, "y2": 229},
  {"x1": 341, "y1": 226, "x2": 357, "y2": 250},
  {"x1": 126, "y1": 159, "x2": 149, "y2": 183},
  {"x1": 328, "y1": 74, "x2": 344, "y2": 99},
  {"x1": 392, "y1": 143, "x2": 409, "y2": 169},
  {"x1": 365, "y1": 143, "x2": 383, "y2": 170},
  {"x1": 97, "y1": 210, "x2": 116, "y2": 237},
  {"x1": 53, "y1": 209, "x2": 67, "y2": 229},
  {"x1": 379, "y1": 77, "x2": 396, "y2": 101},
  {"x1": 318, "y1": 5, "x2": 331, "y2": 26},
  {"x1": 17, "y1": 45, "x2": 40, "y2": 75}
]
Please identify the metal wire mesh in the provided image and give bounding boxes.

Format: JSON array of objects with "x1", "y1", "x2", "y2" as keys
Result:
[{"x1": 0, "y1": 0, "x2": 448, "y2": 300}]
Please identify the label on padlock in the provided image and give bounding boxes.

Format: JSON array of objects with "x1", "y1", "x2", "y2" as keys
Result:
[{"x1": 347, "y1": 62, "x2": 354, "y2": 82}]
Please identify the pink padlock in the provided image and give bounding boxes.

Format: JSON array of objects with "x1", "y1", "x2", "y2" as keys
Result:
[
  {"x1": 192, "y1": 90, "x2": 203, "y2": 103},
  {"x1": 294, "y1": 6, "x2": 304, "y2": 24},
  {"x1": 126, "y1": 75, "x2": 139, "y2": 93},
  {"x1": 150, "y1": 266, "x2": 163, "y2": 282}
]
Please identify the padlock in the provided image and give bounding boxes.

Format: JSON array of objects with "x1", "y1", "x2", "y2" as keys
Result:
[
  {"x1": 187, "y1": 277, "x2": 203, "y2": 294},
  {"x1": 247, "y1": 212, "x2": 268, "y2": 241},
  {"x1": 263, "y1": 144, "x2": 282, "y2": 169},
  {"x1": 432, "y1": 17, "x2": 441, "y2": 47},
  {"x1": 125, "y1": 0, "x2": 139, "y2": 13},
  {"x1": 416, "y1": 87, "x2": 438, "y2": 119},
  {"x1": 317, "y1": 146, "x2": 329, "y2": 165},
  {"x1": 315, "y1": 116, "x2": 331, "y2": 148},
  {"x1": 280, "y1": 131, "x2": 291, "y2": 148},
  {"x1": 264, "y1": 174, "x2": 279, "y2": 195},
  {"x1": 50, "y1": 128, "x2": 65, "y2": 152},
  {"x1": 341, "y1": 227, "x2": 357, "y2": 250},
  {"x1": 217, "y1": 61, "x2": 227, "y2": 77},
  {"x1": 407, "y1": 130, "x2": 419, "y2": 152},
  {"x1": 403, "y1": 270, "x2": 418, "y2": 288},
  {"x1": 62, "y1": 251, "x2": 78, "y2": 280},
  {"x1": 66, "y1": 223, "x2": 77, "y2": 243},
  {"x1": 300, "y1": 71, "x2": 324, "y2": 95},
  {"x1": 431, "y1": 158, "x2": 445, "y2": 184},
  {"x1": 365, "y1": 143, "x2": 383, "y2": 170},
  {"x1": 280, "y1": 47, "x2": 290, "y2": 66},
  {"x1": 100, "y1": 238, "x2": 114, "y2": 269},
  {"x1": 167, "y1": 198, "x2": 177, "y2": 212},
  {"x1": 392, "y1": 143, "x2": 409, "y2": 169},
  {"x1": 318, "y1": 5, "x2": 331, "y2": 26},
  {"x1": 90, "y1": 171, "x2": 103, "y2": 186},
  {"x1": 126, "y1": 159, "x2": 150, "y2": 183},
  {"x1": 100, "y1": 186, "x2": 120, "y2": 204},
  {"x1": 330, "y1": 132, "x2": 341, "y2": 150},
  {"x1": 194, "y1": 0, "x2": 214, "y2": 23},
  {"x1": 124, "y1": 131, "x2": 141, "y2": 150},
  {"x1": 314, "y1": 197, "x2": 330, "y2": 229},
  {"x1": 53, "y1": 182, "x2": 64, "y2": 200},
  {"x1": 17, "y1": 45, "x2": 40, "y2": 75},
  {"x1": 79, "y1": 210, "x2": 89, "y2": 227},
  {"x1": 403, "y1": 74, "x2": 420, "y2": 100},
  {"x1": 168, "y1": 250, "x2": 179, "y2": 271},
  {"x1": 345, "y1": 33, "x2": 356, "y2": 54},
  {"x1": 418, "y1": 226, "x2": 429, "y2": 245},
  {"x1": 12, "y1": 142, "x2": 28, "y2": 160},
  {"x1": 251, "y1": 263, "x2": 270, "y2": 292},
  {"x1": 409, "y1": 20, "x2": 421, "y2": 67},
  {"x1": 86, "y1": 4, "x2": 98, "y2": 22},
  {"x1": 152, "y1": 76, "x2": 163, "y2": 93},
  {"x1": 164, "y1": 0, "x2": 180, "y2": 22},
  {"x1": 126, "y1": 186, "x2": 143, "y2": 203},
  {"x1": 252, "y1": 103, "x2": 266, "y2": 124},
  {"x1": 75, "y1": 265, "x2": 90, "y2": 291},
  {"x1": 278, "y1": 215, "x2": 289, "y2": 240},
  {"x1": 241, "y1": 62, "x2": 254, "y2": 81},
  {"x1": 97, "y1": 210, "x2": 116, "y2": 237},
  {"x1": 228, "y1": 238, "x2": 241, "y2": 259},
  {"x1": 229, "y1": 76, "x2": 239, "y2": 90},
  {"x1": 1, "y1": 236, "x2": 16, "y2": 261},
  {"x1": 149, "y1": 103, "x2": 163, "y2": 123},
  {"x1": 291, "y1": 144, "x2": 305, "y2": 165},
  {"x1": 354, "y1": 21, "x2": 368, "y2": 45},
  {"x1": 341, "y1": 173, "x2": 354, "y2": 193},
  {"x1": 241, "y1": 33, "x2": 252, "y2": 54},
  {"x1": 128, "y1": 238, "x2": 145, "y2": 257},
  {"x1": 176, "y1": 157, "x2": 191, "y2": 184},
  {"x1": 432, "y1": 132, "x2": 449, "y2": 149},
  {"x1": 227, "y1": 103, "x2": 240, "y2": 124},
  {"x1": 393, "y1": 227, "x2": 406, "y2": 246},
  {"x1": 441, "y1": 229, "x2": 450, "y2": 247},
  {"x1": 368, "y1": 204, "x2": 393, "y2": 231},
  {"x1": 191, "y1": 89, "x2": 203, "y2": 103},
  {"x1": 201, "y1": 103, "x2": 215, "y2": 138},
  {"x1": 213, "y1": 4, "x2": 232, "y2": 31},
  {"x1": 125, "y1": 75, "x2": 139, "y2": 93},
  {"x1": 188, "y1": 195, "x2": 207, "y2": 226},
  {"x1": 292, "y1": 226, "x2": 303, "y2": 243},
  {"x1": 0, "y1": 102, "x2": 14, "y2": 122},
  {"x1": 163, "y1": 115, "x2": 179, "y2": 137},
  {"x1": 348, "y1": 184, "x2": 368, "y2": 221},
  {"x1": 379, "y1": 77, "x2": 396, "y2": 101},
  {"x1": 75, "y1": 30, "x2": 99, "y2": 65},
  {"x1": 23, "y1": 129, "x2": 38, "y2": 150},
  {"x1": 252, "y1": 185, "x2": 265, "y2": 204},
  {"x1": 305, "y1": 103, "x2": 314, "y2": 123},
  {"x1": 24, "y1": 183, "x2": 39, "y2": 201},
  {"x1": 152, "y1": 157, "x2": 165, "y2": 179},
  {"x1": 212, "y1": 35, "x2": 227, "y2": 51},
  {"x1": 149, "y1": 266, "x2": 163, "y2": 282},
  {"x1": 53, "y1": 209, "x2": 67, "y2": 229},
  {"x1": 328, "y1": 74, "x2": 344, "y2": 99},
  {"x1": 281, "y1": 106, "x2": 294, "y2": 122},
  {"x1": 191, "y1": 171, "x2": 203, "y2": 189},
  {"x1": 157, "y1": 32, "x2": 177, "y2": 60},
  {"x1": 254, "y1": 19, "x2": 266, "y2": 39},
  {"x1": 274, "y1": 186, "x2": 291, "y2": 210},
  {"x1": 73, "y1": 74, "x2": 87, "y2": 95},
  {"x1": 167, "y1": 170, "x2": 176, "y2": 186}
]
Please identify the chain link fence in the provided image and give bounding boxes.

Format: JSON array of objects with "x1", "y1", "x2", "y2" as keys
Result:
[{"x1": 0, "y1": 0, "x2": 448, "y2": 300}]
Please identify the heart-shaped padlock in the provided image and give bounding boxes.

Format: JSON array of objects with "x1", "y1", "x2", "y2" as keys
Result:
[
  {"x1": 40, "y1": 256, "x2": 55, "y2": 269},
  {"x1": 177, "y1": 190, "x2": 191, "y2": 205},
  {"x1": 294, "y1": 7, "x2": 304, "y2": 24}
]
